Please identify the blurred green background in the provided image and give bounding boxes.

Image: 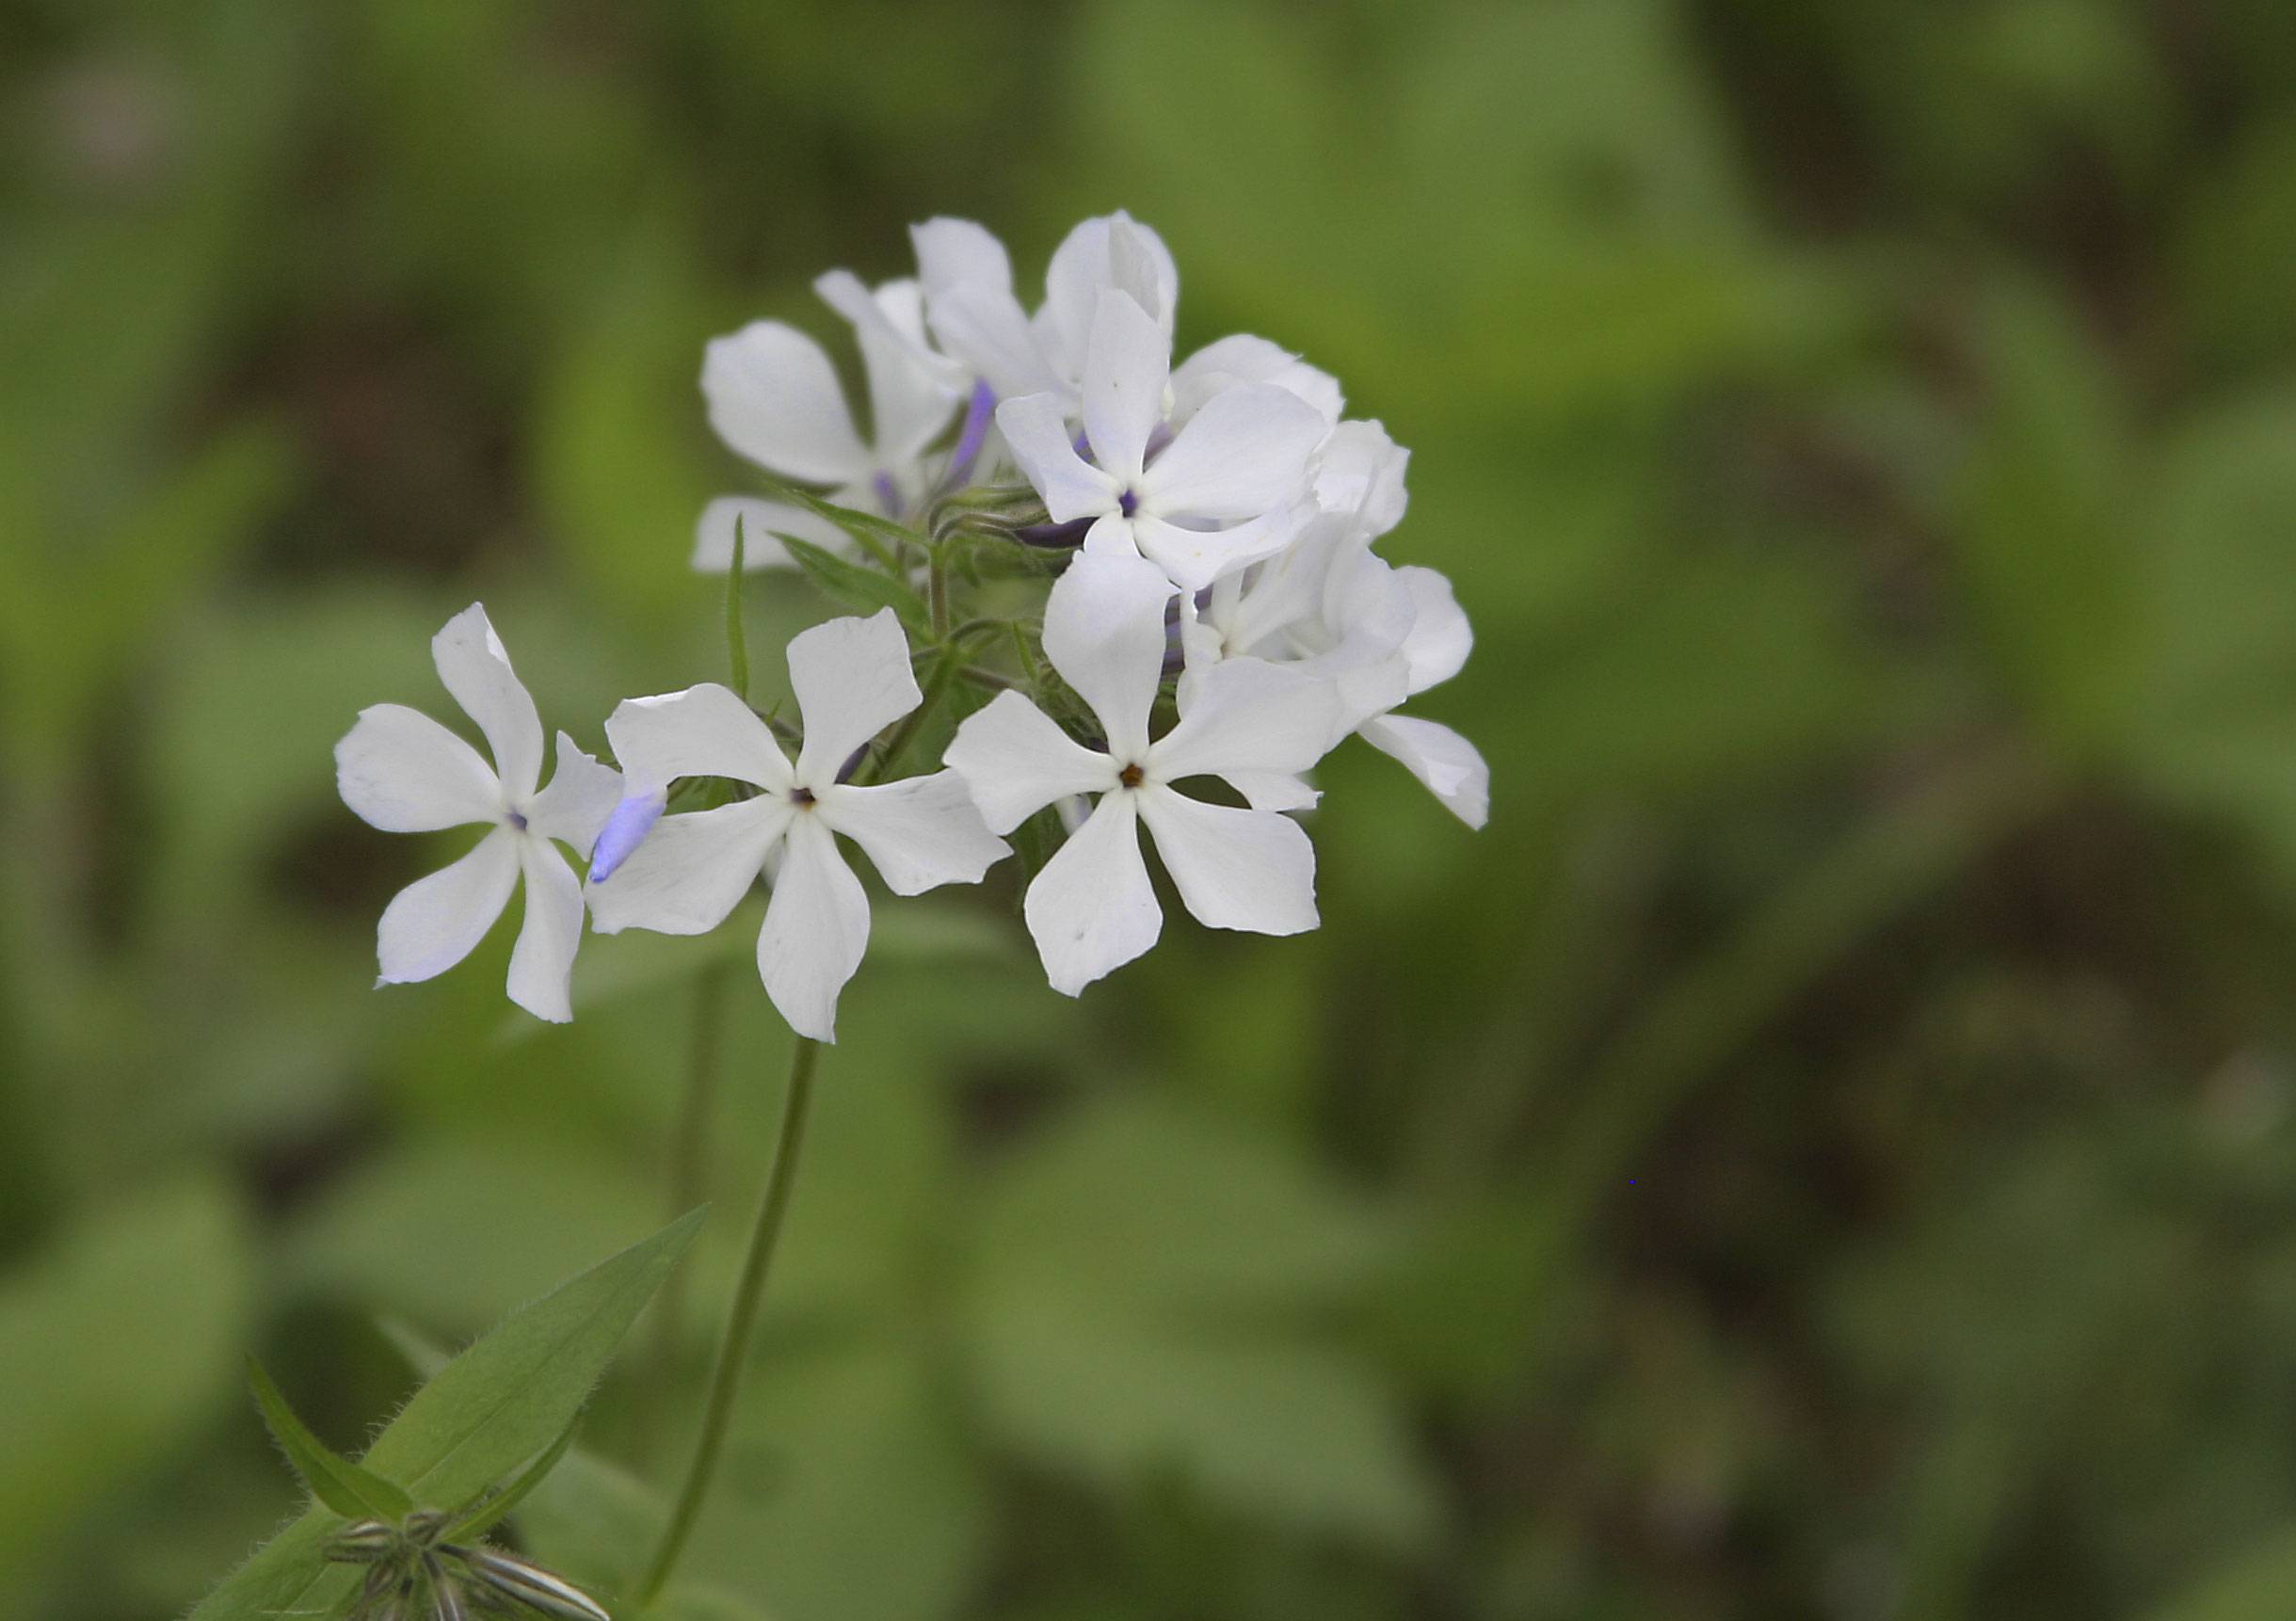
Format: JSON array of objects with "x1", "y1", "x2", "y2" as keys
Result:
[{"x1": 8, "y1": 1, "x2": 2296, "y2": 1617}]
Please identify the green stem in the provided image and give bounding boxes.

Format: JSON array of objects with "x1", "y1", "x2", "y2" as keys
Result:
[
  {"x1": 638, "y1": 1034, "x2": 824, "y2": 1604},
  {"x1": 928, "y1": 549, "x2": 951, "y2": 640},
  {"x1": 635, "y1": 963, "x2": 729, "y2": 1460}
]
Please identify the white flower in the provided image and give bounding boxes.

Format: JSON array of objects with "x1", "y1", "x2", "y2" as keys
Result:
[
  {"x1": 1180, "y1": 422, "x2": 1488, "y2": 827},
  {"x1": 585, "y1": 609, "x2": 1010, "y2": 1041},
  {"x1": 943, "y1": 551, "x2": 1339, "y2": 996},
  {"x1": 994, "y1": 289, "x2": 1328, "y2": 592},
  {"x1": 913, "y1": 211, "x2": 1179, "y2": 412},
  {"x1": 695, "y1": 277, "x2": 962, "y2": 572},
  {"x1": 334, "y1": 605, "x2": 623, "y2": 1023}
]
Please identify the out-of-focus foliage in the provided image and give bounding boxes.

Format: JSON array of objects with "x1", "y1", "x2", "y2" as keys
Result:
[{"x1": 3, "y1": 1, "x2": 2296, "y2": 1618}]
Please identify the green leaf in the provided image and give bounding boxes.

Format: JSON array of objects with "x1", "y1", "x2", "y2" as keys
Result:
[
  {"x1": 778, "y1": 535, "x2": 932, "y2": 634},
  {"x1": 1951, "y1": 281, "x2": 2137, "y2": 755},
  {"x1": 746, "y1": 467, "x2": 923, "y2": 568},
  {"x1": 246, "y1": 1358, "x2": 416, "y2": 1523},
  {"x1": 446, "y1": 1421, "x2": 578, "y2": 1540},
  {"x1": 189, "y1": 1209, "x2": 704, "y2": 1621}
]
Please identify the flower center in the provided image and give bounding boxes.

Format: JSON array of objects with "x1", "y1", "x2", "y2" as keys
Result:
[
  {"x1": 790, "y1": 785, "x2": 817, "y2": 807},
  {"x1": 505, "y1": 808, "x2": 528, "y2": 832},
  {"x1": 1117, "y1": 488, "x2": 1140, "y2": 518},
  {"x1": 1118, "y1": 762, "x2": 1145, "y2": 789}
]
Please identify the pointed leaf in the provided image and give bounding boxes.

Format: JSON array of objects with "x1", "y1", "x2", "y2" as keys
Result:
[
  {"x1": 188, "y1": 1209, "x2": 704, "y2": 1621},
  {"x1": 746, "y1": 467, "x2": 921, "y2": 568},
  {"x1": 247, "y1": 1357, "x2": 415, "y2": 1523},
  {"x1": 778, "y1": 535, "x2": 931, "y2": 634},
  {"x1": 446, "y1": 1422, "x2": 579, "y2": 1541}
]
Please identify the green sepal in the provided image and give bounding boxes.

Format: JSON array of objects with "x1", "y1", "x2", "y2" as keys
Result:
[
  {"x1": 247, "y1": 1356, "x2": 417, "y2": 1524},
  {"x1": 723, "y1": 514, "x2": 750, "y2": 700},
  {"x1": 445, "y1": 1421, "x2": 578, "y2": 1542},
  {"x1": 777, "y1": 534, "x2": 932, "y2": 635},
  {"x1": 747, "y1": 469, "x2": 921, "y2": 569}
]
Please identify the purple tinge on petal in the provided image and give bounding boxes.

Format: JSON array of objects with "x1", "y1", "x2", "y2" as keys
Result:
[
  {"x1": 874, "y1": 472, "x2": 903, "y2": 518},
  {"x1": 944, "y1": 377, "x2": 997, "y2": 489},
  {"x1": 587, "y1": 787, "x2": 666, "y2": 882}
]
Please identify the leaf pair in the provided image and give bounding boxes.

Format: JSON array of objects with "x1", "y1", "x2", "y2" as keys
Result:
[{"x1": 191, "y1": 1209, "x2": 703, "y2": 1621}]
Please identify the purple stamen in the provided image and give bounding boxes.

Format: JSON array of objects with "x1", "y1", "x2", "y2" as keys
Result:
[
  {"x1": 588, "y1": 788, "x2": 666, "y2": 882},
  {"x1": 1117, "y1": 488, "x2": 1139, "y2": 517},
  {"x1": 944, "y1": 377, "x2": 996, "y2": 489}
]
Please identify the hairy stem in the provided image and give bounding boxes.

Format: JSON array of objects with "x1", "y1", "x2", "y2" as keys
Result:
[{"x1": 638, "y1": 1034, "x2": 823, "y2": 1603}]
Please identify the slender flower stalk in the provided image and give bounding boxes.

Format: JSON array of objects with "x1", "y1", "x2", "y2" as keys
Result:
[{"x1": 639, "y1": 1032, "x2": 824, "y2": 1604}]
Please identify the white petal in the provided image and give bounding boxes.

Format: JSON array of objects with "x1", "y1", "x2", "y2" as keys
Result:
[
  {"x1": 1022, "y1": 792, "x2": 1162, "y2": 996},
  {"x1": 913, "y1": 217, "x2": 1013, "y2": 301},
  {"x1": 815, "y1": 272, "x2": 964, "y2": 463},
  {"x1": 1079, "y1": 289, "x2": 1168, "y2": 485},
  {"x1": 1104, "y1": 214, "x2": 1178, "y2": 326},
  {"x1": 1148, "y1": 656, "x2": 1338, "y2": 782},
  {"x1": 1040, "y1": 213, "x2": 1179, "y2": 383},
  {"x1": 942, "y1": 689, "x2": 1119, "y2": 834},
  {"x1": 376, "y1": 827, "x2": 521, "y2": 986},
  {"x1": 996, "y1": 393, "x2": 1118, "y2": 522},
  {"x1": 925, "y1": 283, "x2": 1057, "y2": 403},
  {"x1": 523, "y1": 731, "x2": 623, "y2": 857},
  {"x1": 1040, "y1": 548, "x2": 1174, "y2": 762},
  {"x1": 1145, "y1": 383, "x2": 1326, "y2": 522},
  {"x1": 1135, "y1": 786, "x2": 1318, "y2": 937},
  {"x1": 605, "y1": 682, "x2": 793, "y2": 794},
  {"x1": 506, "y1": 838, "x2": 585, "y2": 1023},
  {"x1": 787, "y1": 608, "x2": 921, "y2": 782},
  {"x1": 1170, "y1": 334, "x2": 1343, "y2": 427},
  {"x1": 336, "y1": 704, "x2": 502, "y2": 832},
  {"x1": 584, "y1": 796, "x2": 792, "y2": 936},
  {"x1": 432, "y1": 604, "x2": 545, "y2": 802},
  {"x1": 756, "y1": 811, "x2": 870, "y2": 1042},
  {"x1": 1224, "y1": 770, "x2": 1321, "y2": 812},
  {"x1": 1079, "y1": 509, "x2": 1146, "y2": 565},
  {"x1": 1312, "y1": 419, "x2": 1411, "y2": 538},
  {"x1": 1358, "y1": 714, "x2": 1488, "y2": 829},
  {"x1": 815, "y1": 769, "x2": 1011, "y2": 894},
  {"x1": 693, "y1": 496, "x2": 845, "y2": 571},
  {"x1": 701, "y1": 320, "x2": 872, "y2": 485},
  {"x1": 1395, "y1": 566, "x2": 1472, "y2": 694},
  {"x1": 1130, "y1": 511, "x2": 1297, "y2": 594}
]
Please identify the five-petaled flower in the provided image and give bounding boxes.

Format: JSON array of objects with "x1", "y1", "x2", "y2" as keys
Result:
[
  {"x1": 945, "y1": 551, "x2": 1339, "y2": 995},
  {"x1": 996, "y1": 289, "x2": 1330, "y2": 592},
  {"x1": 585, "y1": 609, "x2": 1009, "y2": 1041},
  {"x1": 334, "y1": 604, "x2": 622, "y2": 1023},
  {"x1": 696, "y1": 274, "x2": 963, "y2": 573}
]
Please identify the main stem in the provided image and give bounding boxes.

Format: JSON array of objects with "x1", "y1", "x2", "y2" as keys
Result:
[{"x1": 638, "y1": 1033, "x2": 823, "y2": 1603}]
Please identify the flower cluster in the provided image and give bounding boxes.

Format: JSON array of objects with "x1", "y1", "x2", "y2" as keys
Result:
[{"x1": 337, "y1": 213, "x2": 1485, "y2": 1039}]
